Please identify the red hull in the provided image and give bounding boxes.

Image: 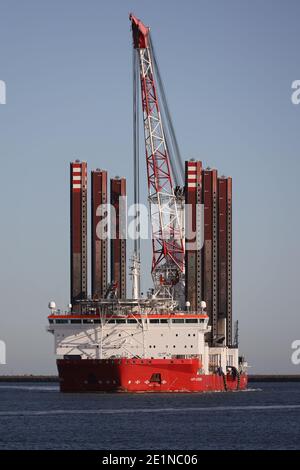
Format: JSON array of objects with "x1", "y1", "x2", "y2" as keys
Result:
[{"x1": 57, "y1": 358, "x2": 247, "y2": 393}]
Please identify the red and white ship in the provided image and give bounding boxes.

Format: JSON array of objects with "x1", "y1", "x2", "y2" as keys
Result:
[
  {"x1": 47, "y1": 14, "x2": 248, "y2": 392},
  {"x1": 48, "y1": 300, "x2": 247, "y2": 392}
]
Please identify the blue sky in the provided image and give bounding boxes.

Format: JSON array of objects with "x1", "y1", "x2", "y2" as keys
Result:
[{"x1": 0, "y1": 0, "x2": 299, "y2": 373}]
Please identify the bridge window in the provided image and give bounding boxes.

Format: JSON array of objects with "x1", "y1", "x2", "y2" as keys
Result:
[
  {"x1": 185, "y1": 319, "x2": 198, "y2": 324},
  {"x1": 160, "y1": 319, "x2": 168, "y2": 324},
  {"x1": 149, "y1": 319, "x2": 159, "y2": 324},
  {"x1": 127, "y1": 319, "x2": 137, "y2": 324},
  {"x1": 55, "y1": 319, "x2": 68, "y2": 324},
  {"x1": 71, "y1": 319, "x2": 81, "y2": 324},
  {"x1": 172, "y1": 319, "x2": 184, "y2": 323},
  {"x1": 116, "y1": 319, "x2": 126, "y2": 324}
]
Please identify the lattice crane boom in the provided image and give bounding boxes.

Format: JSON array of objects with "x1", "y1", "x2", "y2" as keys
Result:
[{"x1": 130, "y1": 14, "x2": 185, "y2": 296}]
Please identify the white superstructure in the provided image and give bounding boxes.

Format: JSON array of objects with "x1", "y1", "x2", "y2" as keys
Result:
[{"x1": 48, "y1": 310, "x2": 242, "y2": 374}]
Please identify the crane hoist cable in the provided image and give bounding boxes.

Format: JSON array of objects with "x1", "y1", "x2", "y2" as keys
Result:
[
  {"x1": 132, "y1": 47, "x2": 140, "y2": 258},
  {"x1": 149, "y1": 35, "x2": 184, "y2": 187}
]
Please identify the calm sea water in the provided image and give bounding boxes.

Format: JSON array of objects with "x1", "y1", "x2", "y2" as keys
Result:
[{"x1": 0, "y1": 382, "x2": 299, "y2": 450}]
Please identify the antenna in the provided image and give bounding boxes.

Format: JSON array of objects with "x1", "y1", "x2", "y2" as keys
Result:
[{"x1": 233, "y1": 320, "x2": 239, "y2": 347}]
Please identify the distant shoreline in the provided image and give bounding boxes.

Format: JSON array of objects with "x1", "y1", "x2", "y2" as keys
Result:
[{"x1": 0, "y1": 375, "x2": 299, "y2": 383}]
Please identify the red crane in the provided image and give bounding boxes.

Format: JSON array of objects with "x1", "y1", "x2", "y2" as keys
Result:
[{"x1": 130, "y1": 14, "x2": 185, "y2": 299}]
